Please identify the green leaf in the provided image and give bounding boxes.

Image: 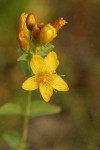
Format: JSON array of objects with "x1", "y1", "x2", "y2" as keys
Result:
[
  {"x1": 3, "y1": 131, "x2": 20, "y2": 149},
  {"x1": 17, "y1": 48, "x2": 32, "y2": 77},
  {"x1": 0, "y1": 103, "x2": 22, "y2": 115},
  {"x1": 30, "y1": 101, "x2": 61, "y2": 118},
  {"x1": 36, "y1": 44, "x2": 54, "y2": 56},
  {"x1": 17, "y1": 53, "x2": 28, "y2": 61}
]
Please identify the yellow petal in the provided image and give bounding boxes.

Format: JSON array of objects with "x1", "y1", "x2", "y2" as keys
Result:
[
  {"x1": 30, "y1": 55, "x2": 45, "y2": 74},
  {"x1": 22, "y1": 76, "x2": 38, "y2": 91},
  {"x1": 39, "y1": 83, "x2": 53, "y2": 102},
  {"x1": 51, "y1": 74, "x2": 69, "y2": 91},
  {"x1": 44, "y1": 51, "x2": 59, "y2": 72}
]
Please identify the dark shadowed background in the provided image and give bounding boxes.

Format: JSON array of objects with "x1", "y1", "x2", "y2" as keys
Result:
[{"x1": 0, "y1": 0, "x2": 100, "y2": 150}]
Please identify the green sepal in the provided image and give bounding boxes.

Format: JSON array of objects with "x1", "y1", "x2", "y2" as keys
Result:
[
  {"x1": 3, "y1": 131, "x2": 21, "y2": 149},
  {"x1": 0, "y1": 103, "x2": 22, "y2": 115},
  {"x1": 35, "y1": 44, "x2": 54, "y2": 56},
  {"x1": 30, "y1": 101, "x2": 61, "y2": 118}
]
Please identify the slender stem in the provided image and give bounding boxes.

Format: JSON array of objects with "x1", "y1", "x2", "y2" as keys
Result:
[{"x1": 17, "y1": 91, "x2": 31, "y2": 150}]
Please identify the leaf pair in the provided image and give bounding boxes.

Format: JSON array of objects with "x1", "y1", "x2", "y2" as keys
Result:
[
  {"x1": 0, "y1": 101, "x2": 61, "y2": 149},
  {"x1": 0, "y1": 101, "x2": 61, "y2": 118}
]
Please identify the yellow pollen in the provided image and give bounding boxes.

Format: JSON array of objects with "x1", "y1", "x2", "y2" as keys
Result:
[{"x1": 38, "y1": 72, "x2": 52, "y2": 84}]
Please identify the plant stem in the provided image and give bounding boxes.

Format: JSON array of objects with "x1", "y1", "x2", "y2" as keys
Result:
[{"x1": 17, "y1": 91, "x2": 31, "y2": 150}]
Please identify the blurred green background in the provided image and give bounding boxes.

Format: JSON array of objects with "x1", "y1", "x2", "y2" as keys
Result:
[{"x1": 0, "y1": 0, "x2": 100, "y2": 150}]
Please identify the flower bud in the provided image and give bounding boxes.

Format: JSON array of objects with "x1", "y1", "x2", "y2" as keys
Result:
[
  {"x1": 53, "y1": 18, "x2": 67, "y2": 31},
  {"x1": 33, "y1": 23, "x2": 44, "y2": 41},
  {"x1": 18, "y1": 31, "x2": 30, "y2": 52},
  {"x1": 26, "y1": 13, "x2": 36, "y2": 30},
  {"x1": 39, "y1": 24, "x2": 57, "y2": 44},
  {"x1": 33, "y1": 23, "x2": 41, "y2": 41},
  {"x1": 38, "y1": 23, "x2": 45, "y2": 30},
  {"x1": 19, "y1": 13, "x2": 28, "y2": 31},
  {"x1": 19, "y1": 13, "x2": 30, "y2": 38}
]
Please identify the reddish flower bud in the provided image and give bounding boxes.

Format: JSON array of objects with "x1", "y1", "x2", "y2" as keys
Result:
[
  {"x1": 18, "y1": 12, "x2": 30, "y2": 52},
  {"x1": 19, "y1": 13, "x2": 30, "y2": 38},
  {"x1": 53, "y1": 18, "x2": 67, "y2": 31},
  {"x1": 19, "y1": 13, "x2": 28, "y2": 31},
  {"x1": 32, "y1": 23, "x2": 44, "y2": 41},
  {"x1": 26, "y1": 13, "x2": 36, "y2": 30},
  {"x1": 18, "y1": 31, "x2": 30, "y2": 52},
  {"x1": 33, "y1": 24, "x2": 41, "y2": 41}
]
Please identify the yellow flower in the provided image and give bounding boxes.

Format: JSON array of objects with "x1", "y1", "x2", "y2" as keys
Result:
[
  {"x1": 39, "y1": 24, "x2": 57, "y2": 44},
  {"x1": 22, "y1": 51, "x2": 69, "y2": 102}
]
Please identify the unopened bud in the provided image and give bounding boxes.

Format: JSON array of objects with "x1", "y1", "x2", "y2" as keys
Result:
[
  {"x1": 53, "y1": 18, "x2": 67, "y2": 31},
  {"x1": 33, "y1": 23, "x2": 44, "y2": 41},
  {"x1": 19, "y1": 12, "x2": 30, "y2": 38},
  {"x1": 18, "y1": 31, "x2": 30, "y2": 52},
  {"x1": 33, "y1": 24, "x2": 41, "y2": 41},
  {"x1": 38, "y1": 23, "x2": 45, "y2": 30},
  {"x1": 39, "y1": 24, "x2": 57, "y2": 44},
  {"x1": 19, "y1": 12, "x2": 28, "y2": 31},
  {"x1": 26, "y1": 13, "x2": 36, "y2": 30}
]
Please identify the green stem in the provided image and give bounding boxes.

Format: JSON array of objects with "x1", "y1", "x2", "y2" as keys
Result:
[{"x1": 17, "y1": 91, "x2": 31, "y2": 150}]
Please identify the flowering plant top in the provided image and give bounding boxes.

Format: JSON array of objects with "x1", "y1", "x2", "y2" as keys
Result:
[{"x1": 17, "y1": 12, "x2": 69, "y2": 102}]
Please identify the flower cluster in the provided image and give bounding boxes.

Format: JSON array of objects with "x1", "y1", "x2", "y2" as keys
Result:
[
  {"x1": 18, "y1": 12, "x2": 67, "y2": 52},
  {"x1": 18, "y1": 12, "x2": 69, "y2": 102}
]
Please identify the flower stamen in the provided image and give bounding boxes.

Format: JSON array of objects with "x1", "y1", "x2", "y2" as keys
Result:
[{"x1": 38, "y1": 72, "x2": 52, "y2": 84}]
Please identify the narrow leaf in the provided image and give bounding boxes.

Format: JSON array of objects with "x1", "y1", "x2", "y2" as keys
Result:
[
  {"x1": 36, "y1": 44, "x2": 54, "y2": 56},
  {"x1": 3, "y1": 131, "x2": 20, "y2": 149},
  {"x1": 17, "y1": 54, "x2": 28, "y2": 61},
  {"x1": 17, "y1": 48, "x2": 32, "y2": 77},
  {"x1": 0, "y1": 103, "x2": 22, "y2": 115},
  {"x1": 30, "y1": 101, "x2": 61, "y2": 118}
]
